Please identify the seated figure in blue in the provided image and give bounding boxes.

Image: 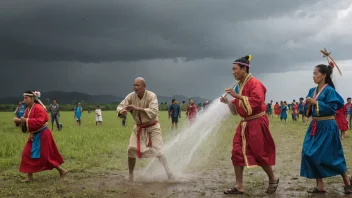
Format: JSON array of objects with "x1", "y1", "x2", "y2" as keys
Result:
[{"x1": 300, "y1": 64, "x2": 352, "y2": 194}]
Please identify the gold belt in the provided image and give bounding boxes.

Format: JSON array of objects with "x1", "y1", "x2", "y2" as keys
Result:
[
  {"x1": 312, "y1": 116, "x2": 334, "y2": 121},
  {"x1": 242, "y1": 111, "x2": 266, "y2": 121}
]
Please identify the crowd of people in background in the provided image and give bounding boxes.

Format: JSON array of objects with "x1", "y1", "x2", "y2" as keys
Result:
[
  {"x1": 13, "y1": 97, "x2": 215, "y2": 130},
  {"x1": 265, "y1": 97, "x2": 352, "y2": 139},
  {"x1": 14, "y1": 95, "x2": 351, "y2": 136}
]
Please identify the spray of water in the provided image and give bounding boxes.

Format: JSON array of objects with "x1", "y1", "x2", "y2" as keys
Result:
[{"x1": 139, "y1": 97, "x2": 231, "y2": 180}]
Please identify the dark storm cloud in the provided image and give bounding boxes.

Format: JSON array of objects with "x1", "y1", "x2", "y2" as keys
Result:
[
  {"x1": 0, "y1": 0, "x2": 322, "y2": 64},
  {"x1": 1, "y1": 0, "x2": 352, "y2": 99}
]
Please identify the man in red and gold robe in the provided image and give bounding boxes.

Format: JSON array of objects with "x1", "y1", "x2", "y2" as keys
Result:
[{"x1": 221, "y1": 55, "x2": 278, "y2": 195}]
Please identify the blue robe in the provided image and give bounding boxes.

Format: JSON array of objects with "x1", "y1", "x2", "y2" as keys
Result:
[
  {"x1": 16, "y1": 104, "x2": 26, "y2": 118},
  {"x1": 298, "y1": 103, "x2": 305, "y2": 115},
  {"x1": 280, "y1": 106, "x2": 287, "y2": 120},
  {"x1": 300, "y1": 85, "x2": 346, "y2": 178},
  {"x1": 75, "y1": 106, "x2": 82, "y2": 120}
]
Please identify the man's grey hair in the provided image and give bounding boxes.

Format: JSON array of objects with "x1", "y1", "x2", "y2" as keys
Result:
[{"x1": 135, "y1": 77, "x2": 146, "y2": 85}]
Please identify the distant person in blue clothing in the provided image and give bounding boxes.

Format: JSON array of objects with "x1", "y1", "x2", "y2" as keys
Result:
[
  {"x1": 298, "y1": 97, "x2": 306, "y2": 123},
  {"x1": 168, "y1": 99, "x2": 181, "y2": 130},
  {"x1": 14, "y1": 101, "x2": 26, "y2": 127},
  {"x1": 74, "y1": 103, "x2": 83, "y2": 126},
  {"x1": 280, "y1": 101, "x2": 288, "y2": 122}
]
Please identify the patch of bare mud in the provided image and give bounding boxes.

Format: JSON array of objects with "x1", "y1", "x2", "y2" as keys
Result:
[{"x1": 43, "y1": 167, "x2": 347, "y2": 198}]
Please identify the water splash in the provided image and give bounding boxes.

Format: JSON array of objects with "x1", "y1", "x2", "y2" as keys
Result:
[{"x1": 140, "y1": 98, "x2": 231, "y2": 180}]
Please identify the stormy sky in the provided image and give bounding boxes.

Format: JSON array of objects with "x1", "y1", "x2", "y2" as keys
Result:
[{"x1": 1, "y1": 0, "x2": 352, "y2": 101}]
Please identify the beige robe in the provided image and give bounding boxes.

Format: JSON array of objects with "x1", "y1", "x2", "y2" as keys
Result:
[{"x1": 116, "y1": 90, "x2": 163, "y2": 158}]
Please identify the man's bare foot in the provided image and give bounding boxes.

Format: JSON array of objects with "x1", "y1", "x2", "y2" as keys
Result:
[
  {"x1": 129, "y1": 174, "x2": 134, "y2": 181},
  {"x1": 59, "y1": 170, "x2": 68, "y2": 180},
  {"x1": 167, "y1": 173, "x2": 174, "y2": 180},
  {"x1": 21, "y1": 178, "x2": 33, "y2": 183}
]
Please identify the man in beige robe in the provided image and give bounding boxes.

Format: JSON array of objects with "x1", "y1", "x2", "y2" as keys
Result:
[{"x1": 117, "y1": 77, "x2": 173, "y2": 181}]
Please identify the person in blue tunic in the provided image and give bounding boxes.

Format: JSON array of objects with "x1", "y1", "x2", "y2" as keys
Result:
[
  {"x1": 280, "y1": 101, "x2": 287, "y2": 122},
  {"x1": 14, "y1": 101, "x2": 26, "y2": 127},
  {"x1": 300, "y1": 63, "x2": 352, "y2": 194},
  {"x1": 74, "y1": 103, "x2": 83, "y2": 126},
  {"x1": 266, "y1": 101, "x2": 273, "y2": 118},
  {"x1": 298, "y1": 97, "x2": 306, "y2": 123},
  {"x1": 168, "y1": 99, "x2": 181, "y2": 130},
  {"x1": 15, "y1": 101, "x2": 26, "y2": 118}
]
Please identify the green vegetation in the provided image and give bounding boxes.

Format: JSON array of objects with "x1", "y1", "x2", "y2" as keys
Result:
[{"x1": 0, "y1": 111, "x2": 351, "y2": 197}]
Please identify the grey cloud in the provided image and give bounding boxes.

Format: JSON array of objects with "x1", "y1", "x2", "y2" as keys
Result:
[
  {"x1": 2, "y1": 0, "x2": 352, "y2": 100},
  {"x1": 1, "y1": 0, "x2": 323, "y2": 66}
]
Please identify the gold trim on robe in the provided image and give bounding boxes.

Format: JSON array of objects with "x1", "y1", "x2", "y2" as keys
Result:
[
  {"x1": 239, "y1": 100, "x2": 246, "y2": 114},
  {"x1": 26, "y1": 118, "x2": 29, "y2": 132},
  {"x1": 316, "y1": 101, "x2": 319, "y2": 116},
  {"x1": 236, "y1": 74, "x2": 252, "y2": 115},
  {"x1": 241, "y1": 111, "x2": 266, "y2": 168},
  {"x1": 312, "y1": 116, "x2": 334, "y2": 120},
  {"x1": 242, "y1": 96, "x2": 253, "y2": 116},
  {"x1": 25, "y1": 105, "x2": 34, "y2": 133}
]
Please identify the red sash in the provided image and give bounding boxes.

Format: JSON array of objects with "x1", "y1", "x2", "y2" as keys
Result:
[{"x1": 136, "y1": 112, "x2": 158, "y2": 158}]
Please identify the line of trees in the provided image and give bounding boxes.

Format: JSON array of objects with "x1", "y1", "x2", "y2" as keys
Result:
[{"x1": 0, "y1": 102, "x2": 206, "y2": 112}]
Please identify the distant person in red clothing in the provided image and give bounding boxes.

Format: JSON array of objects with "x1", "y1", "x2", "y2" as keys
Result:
[
  {"x1": 13, "y1": 90, "x2": 68, "y2": 182},
  {"x1": 336, "y1": 103, "x2": 349, "y2": 139},
  {"x1": 274, "y1": 102, "x2": 280, "y2": 118},
  {"x1": 186, "y1": 98, "x2": 197, "y2": 125},
  {"x1": 345, "y1": 97, "x2": 352, "y2": 130}
]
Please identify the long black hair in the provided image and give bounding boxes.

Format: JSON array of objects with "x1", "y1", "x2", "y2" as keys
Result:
[{"x1": 315, "y1": 64, "x2": 334, "y2": 89}]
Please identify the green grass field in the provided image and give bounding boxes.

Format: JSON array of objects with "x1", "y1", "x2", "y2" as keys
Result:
[{"x1": 1, "y1": 111, "x2": 352, "y2": 197}]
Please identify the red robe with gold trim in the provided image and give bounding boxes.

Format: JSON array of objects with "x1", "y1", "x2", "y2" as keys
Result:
[
  {"x1": 20, "y1": 103, "x2": 64, "y2": 173},
  {"x1": 230, "y1": 75, "x2": 276, "y2": 167}
]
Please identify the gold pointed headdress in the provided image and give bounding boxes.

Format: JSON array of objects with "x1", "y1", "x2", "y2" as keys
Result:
[{"x1": 320, "y1": 48, "x2": 342, "y2": 76}]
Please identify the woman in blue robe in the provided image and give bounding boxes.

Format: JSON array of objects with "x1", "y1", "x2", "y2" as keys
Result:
[
  {"x1": 300, "y1": 64, "x2": 352, "y2": 194},
  {"x1": 280, "y1": 102, "x2": 287, "y2": 122}
]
